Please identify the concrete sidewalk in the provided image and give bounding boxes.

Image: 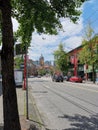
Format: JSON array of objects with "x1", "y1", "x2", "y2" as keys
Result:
[
  {"x1": 0, "y1": 87, "x2": 30, "y2": 130},
  {"x1": 17, "y1": 87, "x2": 43, "y2": 130},
  {"x1": 0, "y1": 86, "x2": 41, "y2": 130}
]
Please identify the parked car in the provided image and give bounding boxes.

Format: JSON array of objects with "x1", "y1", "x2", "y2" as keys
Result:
[
  {"x1": 66, "y1": 76, "x2": 71, "y2": 81},
  {"x1": 63, "y1": 76, "x2": 68, "y2": 80},
  {"x1": 52, "y1": 73, "x2": 64, "y2": 82},
  {"x1": 29, "y1": 75, "x2": 35, "y2": 78},
  {"x1": 67, "y1": 76, "x2": 83, "y2": 83}
]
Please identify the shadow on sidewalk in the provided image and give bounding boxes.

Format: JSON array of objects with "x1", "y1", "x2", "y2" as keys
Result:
[
  {"x1": 0, "y1": 123, "x2": 3, "y2": 130},
  {"x1": 58, "y1": 113, "x2": 98, "y2": 130},
  {"x1": 20, "y1": 115, "x2": 40, "y2": 130},
  {"x1": 29, "y1": 119, "x2": 45, "y2": 127}
]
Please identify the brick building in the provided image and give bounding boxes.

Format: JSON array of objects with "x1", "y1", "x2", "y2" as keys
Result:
[{"x1": 68, "y1": 45, "x2": 85, "y2": 79}]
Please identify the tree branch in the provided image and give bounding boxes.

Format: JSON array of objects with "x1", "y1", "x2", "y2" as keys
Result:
[{"x1": 0, "y1": 1, "x2": 3, "y2": 9}]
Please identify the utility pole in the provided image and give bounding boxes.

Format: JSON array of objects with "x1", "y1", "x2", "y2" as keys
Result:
[
  {"x1": 23, "y1": 45, "x2": 29, "y2": 119},
  {"x1": 26, "y1": 45, "x2": 29, "y2": 120}
]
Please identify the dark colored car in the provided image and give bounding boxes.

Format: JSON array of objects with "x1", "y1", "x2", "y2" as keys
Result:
[
  {"x1": 67, "y1": 76, "x2": 83, "y2": 83},
  {"x1": 52, "y1": 74, "x2": 64, "y2": 82}
]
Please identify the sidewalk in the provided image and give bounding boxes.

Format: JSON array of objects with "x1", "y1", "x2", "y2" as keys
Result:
[
  {"x1": 16, "y1": 88, "x2": 30, "y2": 130},
  {"x1": 17, "y1": 87, "x2": 43, "y2": 130},
  {"x1": 0, "y1": 87, "x2": 39, "y2": 130},
  {"x1": 82, "y1": 80, "x2": 98, "y2": 87}
]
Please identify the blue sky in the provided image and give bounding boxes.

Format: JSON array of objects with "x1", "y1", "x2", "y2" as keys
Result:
[{"x1": 13, "y1": 0, "x2": 98, "y2": 62}]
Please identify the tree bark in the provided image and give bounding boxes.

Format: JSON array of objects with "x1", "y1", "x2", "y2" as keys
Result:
[{"x1": 1, "y1": 0, "x2": 21, "y2": 130}]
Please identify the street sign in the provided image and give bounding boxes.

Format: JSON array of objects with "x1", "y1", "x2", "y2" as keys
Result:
[{"x1": 20, "y1": 63, "x2": 24, "y2": 69}]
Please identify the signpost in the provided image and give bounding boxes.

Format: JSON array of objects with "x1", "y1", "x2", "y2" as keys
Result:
[{"x1": 15, "y1": 43, "x2": 29, "y2": 119}]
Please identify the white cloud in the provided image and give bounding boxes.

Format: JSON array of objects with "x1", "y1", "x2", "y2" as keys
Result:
[
  {"x1": 59, "y1": 18, "x2": 83, "y2": 37},
  {"x1": 64, "y1": 36, "x2": 82, "y2": 51},
  {"x1": 28, "y1": 17, "x2": 84, "y2": 61},
  {"x1": 31, "y1": 33, "x2": 58, "y2": 47},
  {"x1": 28, "y1": 34, "x2": 58, "y2": 60}
]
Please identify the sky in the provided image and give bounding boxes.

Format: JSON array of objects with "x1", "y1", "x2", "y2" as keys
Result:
[{"x1": 12, "y1": 0, "x2": 98, "y2": 62}]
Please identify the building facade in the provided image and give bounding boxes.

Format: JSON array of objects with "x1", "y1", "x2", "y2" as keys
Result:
[
  {"x1": 68, "y1": 45, "x2": 85, "y2": 79},
  {"x1": 67, "y1": 43, "x2": 98, "y2": 82}
]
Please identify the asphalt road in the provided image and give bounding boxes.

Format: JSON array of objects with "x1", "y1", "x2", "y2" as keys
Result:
[{"x1": 28, "y1": 77, "x2": 98, "y2": 130}]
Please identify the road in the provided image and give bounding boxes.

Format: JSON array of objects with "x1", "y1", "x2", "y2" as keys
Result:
[{"x1": 28, "y1": 77, "x2": 98, "y2": 130}]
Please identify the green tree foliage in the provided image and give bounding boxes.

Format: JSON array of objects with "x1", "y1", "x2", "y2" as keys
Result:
[
  {"x1": 53, "y1": 43, "x2": 68, "y2": 74},
  {"x1": 79, "y1": 23, "x2": 94, "y2": 65},
  {"x1": 0, "y1": 0, "x2": 88, "y2": 130},
  {"x1": 11, "y1": 0, "x2": 87, "y2": 46},
  {"x1": 79, "y1": 43, "x2": 90, "y2": 64},
  {"x1": 14, "y1": 56, "x2": 24, "y2": 69},
  {"x1": 38, "y1": 69, "x2": 46, "y2": 76},
  {"x1": 89, "y1": 34, "x2": 98, "y2": 66},
  {"x1": 79, "y1": 23, "x2": 98, "y2": 82},
  {"x1": 83, "y1": 22, "x2": 94, "y2": 41}
]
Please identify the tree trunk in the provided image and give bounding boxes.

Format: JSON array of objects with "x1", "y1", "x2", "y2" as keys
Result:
[{"x1": 1, "y1": 0, "x2": 21, "y2": 130}]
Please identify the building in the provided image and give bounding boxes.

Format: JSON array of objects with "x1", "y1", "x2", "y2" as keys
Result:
[
  {"x1": 68, "y1": 45, "x2": 85, "y2": 78},
  {"x1": 28, "y1": 59, "x2": 38, "y2": 76},
  {"x1": 39, "y1": 54, "x2": 44, "y2": 66},
  {"x1": 45, "y1": 61, "x2": 51, "y2": 66},
  {"x1": 35, "y1": 54, "x2": 54, "y2": 75},
  {"x1": 33, "y1": 60, "x2": 39, "y2": 66},
  {"x1": 67, "y1": 41, "x2": 98, "y2": 82}
]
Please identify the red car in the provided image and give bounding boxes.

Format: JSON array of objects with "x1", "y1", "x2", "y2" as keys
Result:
[{"x1": 68, "y1": 76, "x2": 83, "y2": 83}]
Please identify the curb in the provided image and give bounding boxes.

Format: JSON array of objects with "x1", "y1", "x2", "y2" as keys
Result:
[{"x1": 28, "y1": 86, "x2": 46, "y2": 130}]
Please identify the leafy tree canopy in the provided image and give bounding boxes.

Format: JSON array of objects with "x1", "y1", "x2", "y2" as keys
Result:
[
  {"x1": 53, "y1": 43, "x2": 68, "y2": 74},
  {"x1": 79, "y1": 23, "x2": 95, "y2": 65},
  {"x1": 11, "y1": 0, "x2": 87, "y2": 46},
  {"x1": 79, "y1": 23, "x2": 98, "y2": 83},
  {"x1": 14, "y1": 56, "x2": 24, "y2": 69}
]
